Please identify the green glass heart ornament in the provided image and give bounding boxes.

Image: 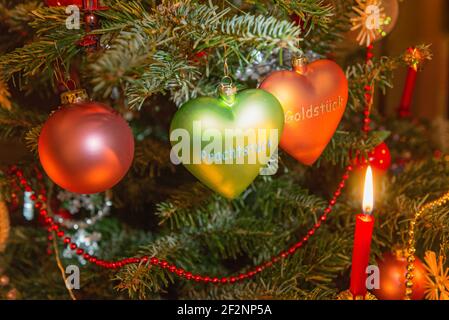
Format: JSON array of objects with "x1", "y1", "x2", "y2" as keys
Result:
[{"x1": 169, "y1": 87, "x2": 284, "y2": 199}]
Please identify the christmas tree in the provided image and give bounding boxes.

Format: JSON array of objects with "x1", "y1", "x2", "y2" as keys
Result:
[{"x1": 0, "y1": 0, "x2": 447, "y2": 301}]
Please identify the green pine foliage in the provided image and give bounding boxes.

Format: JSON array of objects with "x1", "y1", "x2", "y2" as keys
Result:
[{"x1": 0, "y1": 0, "x2": 444, "y2": 300}]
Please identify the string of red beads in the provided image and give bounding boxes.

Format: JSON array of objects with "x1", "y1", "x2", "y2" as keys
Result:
[{"x1": 8, "y1": 164, "x2": 352, "y2": 285}]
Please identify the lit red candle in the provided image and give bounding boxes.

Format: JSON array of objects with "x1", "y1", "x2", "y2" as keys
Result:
[{"x1": 350, "y1": 166, "x2": 375, "y2": 298}]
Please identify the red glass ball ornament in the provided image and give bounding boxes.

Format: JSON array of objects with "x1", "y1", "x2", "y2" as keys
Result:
[
  {"x1": 56, "y1": 209, "x2": 73, "y2": 220},
  {"x1": 372, "y1": 251, "x2": 427, "y2": 300},
  {"x1": 353, "y1": 142, "x2": 391, "y2": 173},
  {"x1": 368, "y1": 142, "x2": 391, "y2": 172},
  {"x1": 45, "y1": 0, "x2": 83, "y2": 6},
  {"x1": 84, "y1": 13, "x2": 99, "y2": 28},
  {"x1": 38, "y1": 93, "x2": 134, "y2": 194}
]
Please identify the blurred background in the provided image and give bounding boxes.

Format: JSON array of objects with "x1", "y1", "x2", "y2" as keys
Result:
[{"x1": 381, "y1": 0, "x2": 449, "y2": 119}]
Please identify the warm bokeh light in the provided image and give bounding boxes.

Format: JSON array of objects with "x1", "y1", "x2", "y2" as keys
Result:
[{"x1": 363, "y1": 165, "x2": 374, "y2": 214}]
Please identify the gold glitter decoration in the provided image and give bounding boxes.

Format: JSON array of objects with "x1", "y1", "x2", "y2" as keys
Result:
[
  {"x1": 405, "y1": 191, "x2": 449, "y2": 300},
  {"x1": 423, "y1": 250, "x2": 449, "y2": 300},
  {"x1": 403, "y1": 47, "x2": 432, "y2": 71}
]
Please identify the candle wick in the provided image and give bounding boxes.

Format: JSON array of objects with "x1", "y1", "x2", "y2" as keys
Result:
[{"x1": 364, "y1": 207, "x2": 373, "y2": 215}]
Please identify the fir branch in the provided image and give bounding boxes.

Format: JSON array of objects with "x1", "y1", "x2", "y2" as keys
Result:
[
  {"x1": 29, "y1": 6, "x2": 75, "y2": 35},
  {"x1": 90, "y1": 1, "x2": 301, "y2": 107},
  {"x1": 123, "y1": 52, "x2": 201, "y2": 109},
  {"x1": 377, "y1": 158, "x2": 449, "y2": 251},
  {"x1": 0, "y1": 106, "x2": 45, "y2": 140},
  {"x1": 0, "y1": 5, "x2": 83, "y2": 81},
  {"x1": 24, "y1": 124, "x2": 42, "y2": 154},
  {"x1": 156, "y1": 182, "x2": 213, "y2": 228},
  {"x1": 114, "y1": 261, "x2": 173, "y2": 299},
  {"x1": 133, "y1": 137, "x2": 176, "y2": 177},
  {"x1": 346, "y1": 45, "x2": 432, "y2": 112},
  {"x1": 183, "y1": 227, "x2": 353, "y2": 300},
  {"x1": 0, "y1": 0, "x2": 41, "y2": 34},
  {"x1": 273, "y1": 0, "x2": 334, "y2": 36},
  {"x1": 0, "y1": 35, "x2": 83, "y2": 81},
  {"x1": 113, "y1": 232, "x2": 205, "y2": 298},
  {"x1": 387, "y1": 117, "x2": 435, "y2": 158},
  {"x1": 318, "y1": 130, "x2": 390, "y2": 167}
]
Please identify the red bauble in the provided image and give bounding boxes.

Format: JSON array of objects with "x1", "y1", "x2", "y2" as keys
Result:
[
  {"x1": 56, "y1": 209, "x2": 73, "y2": 220},
  {"x1": 38, "y1": 96, "x2": 134, "y2": 194},
  {"x1": 45, "y1": 0, "x2": 83, "y2": 6},
  {"x1": 190, "y1": 51, "x2": 208, "y2": 65},
  {"x1": 372, "y1": 251, "x2": 427, "y2": 300},
  {"x1": 353, "y1": 142, "x2": 391, "y2": 173}
]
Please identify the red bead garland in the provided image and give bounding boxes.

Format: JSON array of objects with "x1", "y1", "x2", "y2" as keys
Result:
[{"x1": 8, "y1": 165, "x2": 352, "y2": 284}]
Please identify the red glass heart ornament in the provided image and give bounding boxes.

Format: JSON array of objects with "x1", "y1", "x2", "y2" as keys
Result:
[{"x1": 260, "y1": 58, "x2": 348, "y2": 165}]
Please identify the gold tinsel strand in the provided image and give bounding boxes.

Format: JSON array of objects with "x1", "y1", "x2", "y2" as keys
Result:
[
  {"x1": 0, "y1": 198, "x2": 10, "y2": 252},
  {"x1": 405, "y1": 191, "x2": 449, "y2": 300}
]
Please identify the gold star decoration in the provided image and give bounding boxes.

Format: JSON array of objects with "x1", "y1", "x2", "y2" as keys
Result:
[
  {"x1": 350, "y1": 0, "x2": 392, "y2": 47},
  {"x1": 424, "y1": 251, "x2": 449, "y2": 300},
  {"x1": 403, "y1": 47, "x2": 432, "y2": 71}
]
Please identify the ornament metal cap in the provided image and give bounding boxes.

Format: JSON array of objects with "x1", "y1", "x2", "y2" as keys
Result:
[
  {"x1": 336, "y1": 289, "x2": 377, "y2": 300},
  {"x1": 60, "y1": 89, "x2": 89, "y2": 105},
  {"x1": 291, "y1": 55, "x2": 308, "y2": 74},
  {"x1": 218, "y1": 78, "x2": 237, "y2": 106}
]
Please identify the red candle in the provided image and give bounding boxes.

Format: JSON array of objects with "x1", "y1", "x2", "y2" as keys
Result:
[
  {"x1": 397, "y1": 47, "x2": 429, "y2": 119},
  {"x1": 350, "y1": 214, "x2": 375, "y2": 297},
  {"x1": 349, "y1": 166, "x2": 375, "y2": 298},
  {"x1": 397, "y1": 66, "x2": 418, "y2": 118}
]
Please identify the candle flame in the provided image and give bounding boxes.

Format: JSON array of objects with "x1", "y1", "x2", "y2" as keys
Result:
[{"x1": 363, "y1": 165, "x2": 374, "y2": 215}]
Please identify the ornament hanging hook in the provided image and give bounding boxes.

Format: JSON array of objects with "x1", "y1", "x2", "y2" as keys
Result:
[
  {"x1": 53, "y1": 56, "x2": 77, "y2": 93},
  {"x1": 219, "y1": 47, "x2": 236, "y2": 105},
  {"x1": 291, "y1": 40, "x2": 307, "y2": 74},
  {"x1": 223, "y1": 58, "x2": 230, "y2": 78},
  {"x1": 220, "y1": 57, "x2": 235, "y2": 93}
]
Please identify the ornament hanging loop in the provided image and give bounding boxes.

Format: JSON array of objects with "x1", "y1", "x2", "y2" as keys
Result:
[
  {"x1": 218, "y1": 56, "x2": 236, "y2": 106},
  {"x1": 223, "y1": 58, "x2": 230, "y2": 78}
]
